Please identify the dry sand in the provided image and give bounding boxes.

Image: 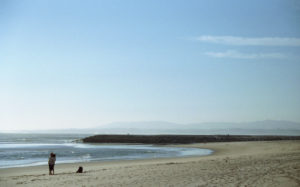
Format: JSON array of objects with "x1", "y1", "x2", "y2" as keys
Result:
[{"x1": 0, "y1": 140, "x2": 299, "y2": 187}]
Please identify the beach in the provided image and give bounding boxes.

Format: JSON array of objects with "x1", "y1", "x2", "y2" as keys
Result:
[{"x1": 0, "y1": 140, "x2": 299, "y2": 187}]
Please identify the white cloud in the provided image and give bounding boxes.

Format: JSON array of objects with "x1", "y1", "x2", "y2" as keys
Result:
[
  {"x1": 196, "y1": 36, "x2": 300, "y2": 46},
  {"x1": 205, "y1": 50, "x2": 285, "y2": 59}
]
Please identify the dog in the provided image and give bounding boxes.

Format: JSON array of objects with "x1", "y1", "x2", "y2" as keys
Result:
[{"x1": 76, "y1": 166, "x2": 83, "y2": 173}]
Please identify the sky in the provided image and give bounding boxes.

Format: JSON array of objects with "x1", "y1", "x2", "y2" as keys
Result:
[{"x1": 0, "y1": 0, "x2": 300, "y2": 131}]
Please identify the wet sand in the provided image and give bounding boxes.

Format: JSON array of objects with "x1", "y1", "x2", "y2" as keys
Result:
[{"x1": 0, "y1": 140, "x2": 299, "y2": 187}]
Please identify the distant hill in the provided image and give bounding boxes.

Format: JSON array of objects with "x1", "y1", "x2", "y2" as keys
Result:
[
  {"x1": 187, "y1": 120, "x2": 300, "y2": 130},
  {"x1": 6, "y1": 120, "x2": 300, "y2": 136},
  {"x1": 101, "y1": 120, "x2": 300, "y2": 130},
  {"x1": 90, "y1": 120, "x2": 300, "y2": 136}
]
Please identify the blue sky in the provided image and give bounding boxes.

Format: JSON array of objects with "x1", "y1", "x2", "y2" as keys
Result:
[{"x1": 0, "y1": 0, "x2": 300, "y2": 130}]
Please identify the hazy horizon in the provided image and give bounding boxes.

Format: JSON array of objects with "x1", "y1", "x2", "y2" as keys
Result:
[
  {"x1": 1, "y1": 0, "x2": 300, "y2": 131},
  {"x1": 1, "y1": 120, "x2": 300, "y2": 133}
]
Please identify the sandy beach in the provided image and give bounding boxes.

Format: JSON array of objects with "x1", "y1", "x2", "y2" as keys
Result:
[{"x1": 0, "y1": 140, "x2": 299, "y2": 187}]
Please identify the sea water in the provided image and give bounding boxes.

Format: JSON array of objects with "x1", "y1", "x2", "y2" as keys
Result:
[{"x1": 0, "y1": 133, "x2": 213, "y2": 168}]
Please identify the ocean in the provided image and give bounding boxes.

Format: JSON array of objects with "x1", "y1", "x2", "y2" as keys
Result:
[{"x1": 0, "y1": 133, "x2": 213, "y2": 168}]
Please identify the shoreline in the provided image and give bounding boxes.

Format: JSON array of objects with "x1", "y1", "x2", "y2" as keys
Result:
[
  {"x1": 1, "y1": 140, "x2": 299, "y2": 186},
  {"x1": 0, "y1": 150, "x2": 214, "y2": 170},
  {"x1": 0, "y1": 144, "x2": 213, "y2": 170}
]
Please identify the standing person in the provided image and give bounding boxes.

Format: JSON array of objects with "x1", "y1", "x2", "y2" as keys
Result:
[{"x1": 48, "y1": 152, "x2": 56, "y2": 175}]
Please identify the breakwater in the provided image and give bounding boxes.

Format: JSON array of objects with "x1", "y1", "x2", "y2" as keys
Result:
[{"x1": 82, "y1": 135, "x2": 300, "y2": 144}]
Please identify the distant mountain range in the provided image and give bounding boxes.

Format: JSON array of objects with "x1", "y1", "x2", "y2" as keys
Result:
[
  {"x1": 7, "y1": 120, "x2": 300, "y2": 136},
  {"x1": 100, "y1": 120, "x2": 300, "y2": 130},
  {"x1": 89, "y1": 120, "x2": 300, "y2": 135}
]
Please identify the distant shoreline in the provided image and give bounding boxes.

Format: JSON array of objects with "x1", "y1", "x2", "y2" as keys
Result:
[{"x1": 82, "y1": 134, "x2": 300, "y2": 144}]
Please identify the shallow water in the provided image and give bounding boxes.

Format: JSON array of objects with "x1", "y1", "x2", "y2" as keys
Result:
[{"x1": 0, "y1": 133, "x2": 213, "y2": 168}]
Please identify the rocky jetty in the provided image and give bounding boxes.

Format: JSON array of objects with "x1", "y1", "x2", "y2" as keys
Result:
[{"x1": 82, "y1": 134, "x2": 300, "y2": 144}]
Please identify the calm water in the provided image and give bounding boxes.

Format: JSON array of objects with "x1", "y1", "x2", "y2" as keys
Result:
[{"x1": 0, "y1": 133, "x2": 213, "y2": 168}]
